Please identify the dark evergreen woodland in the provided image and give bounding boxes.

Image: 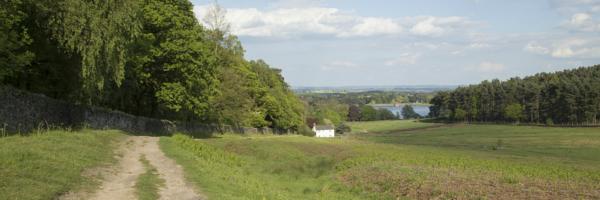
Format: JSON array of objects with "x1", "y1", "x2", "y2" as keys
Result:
[{"x1": 430, "y1": 65, "x2": 600, "y2": 125}]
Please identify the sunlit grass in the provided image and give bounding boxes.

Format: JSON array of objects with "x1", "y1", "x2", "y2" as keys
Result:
[
  {"x1": 0, "y1": 130, "x2": 125, "y2": 199},
  {"x1": 162, "y1": 123, "x2": 600, "y2": 199},
  {"x1": 347, "y1": 120, "x2": 438, "y2": 134}
]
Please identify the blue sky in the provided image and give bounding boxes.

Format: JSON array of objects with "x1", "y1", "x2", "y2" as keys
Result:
[{"x1": 192, "y1": 0, "x2": 600, "y2": 87}]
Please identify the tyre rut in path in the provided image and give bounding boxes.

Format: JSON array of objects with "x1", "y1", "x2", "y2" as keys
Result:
[{"x1": 67, "y1": 136, "x2": 203, "y2": 200}]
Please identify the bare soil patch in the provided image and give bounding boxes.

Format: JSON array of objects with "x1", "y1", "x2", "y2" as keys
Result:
[{"x1": 60, "y1": 136, "x2": 203, "y2": 200}]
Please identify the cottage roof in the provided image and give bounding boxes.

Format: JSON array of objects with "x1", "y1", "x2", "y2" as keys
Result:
[{"x1": 314, "y1": 125, "x2": 334, "y2": 131}]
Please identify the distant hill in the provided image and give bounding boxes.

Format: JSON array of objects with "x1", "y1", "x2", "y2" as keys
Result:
[{"x1": 293, "y1": 85, "x2": 456, "y2": 94}]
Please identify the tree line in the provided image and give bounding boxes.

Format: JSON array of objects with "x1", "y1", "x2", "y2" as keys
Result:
[
  {"x1": 0, "y1": 0, "x2": 305, "y2": 131},
  {"x1": 429, "y1": 65, "x2": 600, "y2": 125},
  {"x1": 300, "y1": 91, "x2": 434, "y2": 105}
]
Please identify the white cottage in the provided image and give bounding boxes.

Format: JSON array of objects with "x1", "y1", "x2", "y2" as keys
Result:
[{"x1": 312, "y1": 124, "x2": 335, "y2": 138}]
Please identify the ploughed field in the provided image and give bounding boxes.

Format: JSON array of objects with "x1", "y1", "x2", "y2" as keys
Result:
[{"x1": 162, "y1": 121, "x2": 600, "y2": 200}]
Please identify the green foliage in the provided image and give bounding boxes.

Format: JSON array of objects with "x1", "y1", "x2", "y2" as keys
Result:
[
  {"x1": 453, "y1": 108, "x2": 467, "y2": 121},
  {"x1": 347, "y1": 104, "x2": 361, "y2": 121},
  {"x1": 334, "y1": 123, "x2": 351, "y2": 134},
  {"x1": 504, "y1": 103, "x2": 524, "y2": 123},
  {"x1": 102, "y1": 0, "x2": 217, "y2": 120},
  {"x1": 0, "y1": 0, "x2": 34, "y2": 82},
  {"x1": 306, "y1": 99, "x2": 349, "y2": 125},
  {"x1": 298, "y1": 125, "x2": 316, "y2": 137},
  {"x1": 360, "y1": 105, "x2": 378, "y2": 121},
  {"x1": 0, "y1": 130, "x2": 124, "y2": 199},
  {"x1": 546, "y1": 118, "x2": 555, "y2": 126},
  {"x1": 401, "y1": 105, "x2": 421, "y2": 119},
  {"x1": 353, "y1": 105, "x2": 399, "y2": 122},
  {"x1": 376, "y1": 108, "x2": 397, "y2": 120},
  {"x1": 248, "y1": 60, "x2": 305, "y2": 130},
  {"x1": 33, "y1": 0, "x2": 139, "y2": 93},
  {"x1": 300, "y1": 91, "x2": 434, "y2": 105},
  {"x1": 430, "y1": 65, "x2": 600, "y2": 125},
  {"x1": 1, "y1": 0, "x2": 305, "y2": 129}
]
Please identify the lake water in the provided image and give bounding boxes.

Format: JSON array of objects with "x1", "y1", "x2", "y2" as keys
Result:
[{"x1": 371, "y1": 104, "x2": 430, "y2": 119}]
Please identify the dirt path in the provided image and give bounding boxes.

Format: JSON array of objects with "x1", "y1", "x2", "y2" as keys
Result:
[{"x1": 62, "y1": 136, "x2": 203, "y2": 200}]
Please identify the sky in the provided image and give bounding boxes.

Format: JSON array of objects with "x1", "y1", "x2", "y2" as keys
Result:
[{"x1": 191, "y1": 0, "x2": 600, "y2": 87}]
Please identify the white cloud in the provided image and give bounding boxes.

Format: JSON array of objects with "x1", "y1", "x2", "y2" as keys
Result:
[
  {"x1": 194, "y1": 5, "x2": 475, "y2": 38},
  {"x1": 468, "y1": 42, "x2": 491, "y2": 48},
  {"x1": 321, "y1": 61, "x2": 360, "y2": 70},
  {"x1": 478, "y1": 61, "x2": 505, "y2": 72},
  {"x1": 551, "y1": 0, "x2": 600, "y2": 14},
  {"x1": 524, "y1": 42, "x2": 550, "y2": 55},
  {"x1": 271, "y1": 0, "x2": 324, "y2": 8},
  {"x1": 563, "y1": 12, "x2": 600, "y2": 32},
  {"x1": 339, "y1": 17, "x2": 403, "y2": 37},
  {"x1": 410, "y1": 17, "x2": 444, "y2": 36},
  {"x1": 551, "y1": 47, "x2": 575, "y2": 58},
  {"x1": 410, "y1": 16, "x2": 475, "y2": 37},
  {"x1": 384, "y1": 53, "x2": 420, "y2": 66},
  {"x1": 524, "y1": 38, "x2": 600, "y2": 58}
]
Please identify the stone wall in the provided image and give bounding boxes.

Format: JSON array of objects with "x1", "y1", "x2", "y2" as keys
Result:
[{"x1": 0, "y1": 86, "x2": 279, "y2": 135}]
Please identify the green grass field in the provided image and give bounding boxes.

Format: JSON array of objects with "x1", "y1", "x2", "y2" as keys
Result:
[
  {"x1": 347, "y1": 120, "x2": 439, "y2": 134},
  {"x1": 162, "y1": 121, "x2": 600, "y2": 199},
  {"x1": 0, "y1": 130, "x2": 125, "y2": 199}
]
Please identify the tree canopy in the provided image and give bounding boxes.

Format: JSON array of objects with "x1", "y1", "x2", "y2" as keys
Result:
[
  {"x1": 401, "y1": 105, "x2": 421, "y2": 119},
  {"x1": 430, "y1": 65, "x2": 600, "y2": 125},
  {"x1": 0, "y1": 0, "x2": 306, "y2": 131}
]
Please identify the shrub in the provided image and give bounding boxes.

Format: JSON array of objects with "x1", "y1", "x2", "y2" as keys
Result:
[
  {"x1": 335, "y1": 123, "x2": 351, "y2": 134},
  {"x1": 298, "y1": 125, "x2": 315, "y2": 137},
  {"x1": 546, "y1": 118, "x2": 554, "y2": 126}
]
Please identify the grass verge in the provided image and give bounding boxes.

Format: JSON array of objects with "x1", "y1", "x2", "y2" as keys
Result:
[
  {"x1": 0, "y1": 129, "x2": 125, "y2": 199},
  {"x1": 135, "y1": 155, "x2": 165, "y2": 200}
]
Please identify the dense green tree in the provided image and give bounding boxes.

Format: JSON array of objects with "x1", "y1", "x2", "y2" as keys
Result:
[
  {"x1": 335, "y1": 123, "x2": 351, "y2": 134},
  {"x1": 430, "y1": 65, "x2": 600, "y2": 125},
  {"x1": 2, "y1": 0, "x2": 141, "y2": 102},
  {"x1": 402, "y1": 105, "x2": 421, "y2": 119},
  {"x1": 360, "y1": 105, "x2": 378, "y2": 121},
  {"x1": 0, "y1": 0, "x2": 34, "y2": 82},
  {"x1": 504, "y1": 103, "x2": 524, "y2": 123},
  {"x1": 453, "y1": 108, "x2": 467, "y2": 121},
  {"x1": 249, "y1": 60, "x2": 305, "y2": 130},
  {"x1": 347, "y1": 105, "x2": 361, "y2": 121},
  {"x1": 101, "y1": 0, "x2": 217, "y2": 121},
  {"x1": 377, "y1": 109, "x2": 397, "y2": 120},
  {"x1": 1, "y1": 0, "x2": 307, "y2": 132},
  {"x1": 305, "y1": 99, "x2": 348, "y2": 125}
]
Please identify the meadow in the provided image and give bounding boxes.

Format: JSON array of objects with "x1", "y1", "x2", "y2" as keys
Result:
[
  {"x1": 0, "y1": 130, "x2": 125, "y2": 199},
  {"x1": 161, "y1": 121, "x2": 600, "y2": 199},
  {"x1": 346, "y1": 120, "x2": 438, "y2": 133}
]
